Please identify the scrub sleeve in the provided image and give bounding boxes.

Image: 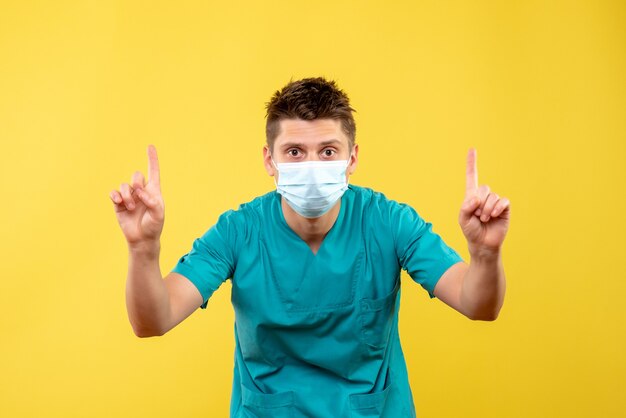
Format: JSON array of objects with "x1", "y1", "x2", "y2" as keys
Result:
[
  {"x1": 171, "y1": 210, "x2": 237, "y2": 309},
  {"x1": 392, "y1": 202, "x2": 464, "y2": 298}
]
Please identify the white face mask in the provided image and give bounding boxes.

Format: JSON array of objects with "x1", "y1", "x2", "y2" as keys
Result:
[{"x1": 271, "y1": 156, "x2": 351, "y2": 218}]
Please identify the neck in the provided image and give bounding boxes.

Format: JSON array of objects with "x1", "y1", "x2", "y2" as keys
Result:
[{"x1": 281, "y1": 197, "x2": 341, "y2": 252}]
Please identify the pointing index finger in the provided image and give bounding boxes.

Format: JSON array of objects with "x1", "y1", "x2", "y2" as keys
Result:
[
  {"x1": 147, "y1": 144, "x2": 160, "y2": 186},
  {"x1": 466, "y1": 147, "x2": 478, "y2": 197}
]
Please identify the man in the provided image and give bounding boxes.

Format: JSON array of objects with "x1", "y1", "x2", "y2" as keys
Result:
[{"x1": 110, "y1": 77, "x2": 510, "y2": 417}]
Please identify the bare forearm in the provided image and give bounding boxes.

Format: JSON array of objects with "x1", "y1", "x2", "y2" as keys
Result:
[
  {"x1": 460, "y1": 251, "x2": 506, "y2": 321},
  {"x1": 125, "y1": 241, "x2": 170, "y2": 337}
]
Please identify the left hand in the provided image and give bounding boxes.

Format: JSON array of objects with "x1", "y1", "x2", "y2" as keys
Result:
[{"x1": 459, "y1": 148, "x2": 511, "y2": 257}]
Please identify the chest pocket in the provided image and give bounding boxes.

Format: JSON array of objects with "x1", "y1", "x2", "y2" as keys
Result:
[
  {"x1": 266, "y1": 244, "x2": 364, "y2": 313},
  {"x1": 358, "y1": 276, "x2": 400, "y2": 350}
]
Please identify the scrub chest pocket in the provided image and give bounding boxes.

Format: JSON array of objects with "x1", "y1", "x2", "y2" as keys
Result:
[{"x1": 358, "y1": 276, "x2": 400, "y2": 351}]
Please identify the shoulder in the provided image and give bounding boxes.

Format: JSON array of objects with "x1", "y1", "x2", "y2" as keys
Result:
[
  {"x1": 236, "y1": 190, "x2": 278, "y2": 218},
  {"x1": 347, "y1": 184, "x2": 388, "y2": 207},
  {"x1": 348, "y1": 184, "x2": 418, "y2": 220},
  {"x1": 214, "y1": 190, "x2": 278, "y2": 229},
  {"x1": 201, "y1": 190, "x2": 276, "y2": 253}
]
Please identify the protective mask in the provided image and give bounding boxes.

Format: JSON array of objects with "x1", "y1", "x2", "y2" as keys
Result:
[{"x1": 271, "y1": 156, "x2": 351, "y2": 218}]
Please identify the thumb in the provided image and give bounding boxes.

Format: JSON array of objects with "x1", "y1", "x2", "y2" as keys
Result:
[
  {"x1": 135, "y1": 188, "x2": 157, "y2": 209},
  {"x1": 459, "y1": 195, "x2": 481, "y2": 224}
]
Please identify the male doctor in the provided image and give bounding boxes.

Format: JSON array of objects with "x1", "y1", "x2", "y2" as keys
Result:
[{"x1": 110, "y1": 77, "x2": 509, "y2": 417}]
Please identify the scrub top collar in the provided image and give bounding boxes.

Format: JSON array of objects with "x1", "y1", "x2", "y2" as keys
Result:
[{"x1": 274, "y1": 186, "x2": 351, "y2": 257}]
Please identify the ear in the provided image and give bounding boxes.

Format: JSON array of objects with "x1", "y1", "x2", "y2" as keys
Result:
[
  {"x1": 263, "y1": 145, "x2": 276, "y2": 177},
  {"x1": 347, "y1": 144, "x2": 359, "y2": 175}
]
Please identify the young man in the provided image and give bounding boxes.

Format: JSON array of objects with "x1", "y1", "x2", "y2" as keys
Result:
[{"x1": 111, "y1": 77, "x2": 510, "y2": 417}]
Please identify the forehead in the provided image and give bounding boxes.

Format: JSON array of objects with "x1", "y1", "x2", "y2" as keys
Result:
[{"x1": 275, "y1": 118, "x2": 348, "y2": 148}]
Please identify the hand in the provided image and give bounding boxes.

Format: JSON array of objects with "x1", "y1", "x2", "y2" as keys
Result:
[
  {"x1": 110, "y1": 145, "x2": 165, "y2": 247},
  {"x1": 458, "y1": 148, "x2": 510, "y2": 257}
]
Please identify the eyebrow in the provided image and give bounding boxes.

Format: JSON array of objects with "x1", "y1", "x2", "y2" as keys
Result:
[{"x1": 280, "y1": 139, "x2": 343, "y2": 149}]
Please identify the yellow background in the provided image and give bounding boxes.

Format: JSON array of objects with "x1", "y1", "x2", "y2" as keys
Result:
[{"x1": 1, "y1": 1, "x2": 624, "y2": 417}]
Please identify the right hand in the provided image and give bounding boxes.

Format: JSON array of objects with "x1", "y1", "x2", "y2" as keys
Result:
[{"x1": 110, "y1": 144, "x2": 165, "y2": 248}]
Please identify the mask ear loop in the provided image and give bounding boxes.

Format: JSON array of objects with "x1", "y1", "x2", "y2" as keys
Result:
[
  {"x1": 269, "y1": 153, "x2": 279, "y2": 187},
  {"x1": 345, "y1": 150, "x2": 354, "y2": 184}
]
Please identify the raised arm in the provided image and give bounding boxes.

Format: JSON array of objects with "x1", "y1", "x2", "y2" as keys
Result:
[
  {"x1": 110, "y1": 145, "x2": 202, "y2": 337},
  {"x1": 454, "y1": 148, "x2": 510, "y2": 320}
]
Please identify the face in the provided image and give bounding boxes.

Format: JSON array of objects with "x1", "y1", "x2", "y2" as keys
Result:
[{"x1": 263, "y1": 118, "x2": 359, "y2": 181}]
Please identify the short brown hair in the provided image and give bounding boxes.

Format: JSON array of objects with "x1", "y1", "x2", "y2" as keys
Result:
[{"x1": 264, "y1": 77, "x2": 357, "y2": 152}]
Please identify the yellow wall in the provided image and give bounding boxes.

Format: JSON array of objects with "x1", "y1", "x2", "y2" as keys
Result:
[{"x1": 1, "y1": 1, "x2": 624, "y2": 417}]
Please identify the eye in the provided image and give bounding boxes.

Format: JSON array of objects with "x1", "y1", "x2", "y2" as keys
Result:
[
  {"x1": 322, "y1": 148, "x2": 336, "y2": 158},
  {"x1": 288, "y1": 149, "x2": 301, "y2": 157}
]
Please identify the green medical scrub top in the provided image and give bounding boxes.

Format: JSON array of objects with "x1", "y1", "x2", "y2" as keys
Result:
[{"x1": 171, "y1": 184, "x2": 464, "y2": 417}]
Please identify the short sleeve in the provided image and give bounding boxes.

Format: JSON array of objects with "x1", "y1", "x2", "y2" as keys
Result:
[
  {"x1": 391, "y1": 202, "x2": 464, "y2": 299},
  {"x1": 171, "y1": 210, "x2": 238, "y2": 309}
]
